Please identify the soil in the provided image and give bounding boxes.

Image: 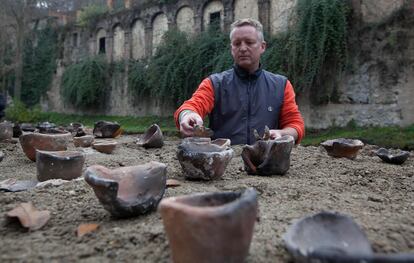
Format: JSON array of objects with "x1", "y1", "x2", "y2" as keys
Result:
[{"x1": 0, "y1": 135, "x2": 413, "y2": 262}]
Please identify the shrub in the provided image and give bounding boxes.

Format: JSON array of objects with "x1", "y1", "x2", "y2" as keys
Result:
[{"x1": 5, "y1": 99, "x2": 41, "y2": 123}]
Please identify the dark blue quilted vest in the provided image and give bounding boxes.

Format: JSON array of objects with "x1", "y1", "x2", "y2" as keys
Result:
[{"x1": 209, "y1": 65, "x2": 286, "y2": 145}]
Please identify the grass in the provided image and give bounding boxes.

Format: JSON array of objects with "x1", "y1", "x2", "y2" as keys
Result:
[
  {"x1": 302, "y1": 124, "x2": 414, "y2": 150},
  {"x1": 7, "y1": 110, "x2": 414, "y2": 150}
]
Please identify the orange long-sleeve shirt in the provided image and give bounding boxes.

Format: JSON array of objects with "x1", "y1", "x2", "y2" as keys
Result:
[{"x1": 174, "y1": 78, "x2": 305, "y2": 143}]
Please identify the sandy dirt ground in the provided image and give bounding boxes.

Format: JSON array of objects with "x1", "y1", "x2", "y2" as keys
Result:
[{"x1": 0, "y1": 134, "x2": 413, "y2": 262}]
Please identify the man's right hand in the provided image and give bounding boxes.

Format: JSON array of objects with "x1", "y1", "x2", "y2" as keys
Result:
[{"x1": 179, "y1": 110, "x2": 203, "y2": 137}]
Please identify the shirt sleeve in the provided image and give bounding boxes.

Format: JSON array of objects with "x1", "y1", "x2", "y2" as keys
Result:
[
  {"x1": 174, "y1": 78, "x2": 215, "y2": 128},
  {"x1": 279, "y1": 80, "x2": 305, "y2": 144}
]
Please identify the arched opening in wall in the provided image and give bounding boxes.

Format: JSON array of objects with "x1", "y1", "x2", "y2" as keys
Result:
[
  {"x1": 234, "y1": 0, "x2": 259, "y2": 21},
  {"x1": 131, "y1": 19, "x2": 146, "y2": 60},
  {"x1": 113, "y1": 24, "x2": 125, "y2": 61},
  {"x1": 72, "y1": 32, "x2": 79, "y2": 47},
  {"x1": 270, "y1": 0, "x2": 296, "y2": 35},
  {"x1": 203, "y1": 0, "x2": 224, "y2": 31},
  {"x1": 96, "y1": 28, "x2": 107, "y2": 54},
  {"x1": 152, "y1": 13, "x2": 168, "y2": 55},
  {"x1": 176, "y1": 6, "x2": 195, "y2": 35}
]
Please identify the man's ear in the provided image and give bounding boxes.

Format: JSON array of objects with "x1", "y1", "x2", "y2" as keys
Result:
[{"x1": 261, "y1": 41, "x2": 267, "y2": 53}]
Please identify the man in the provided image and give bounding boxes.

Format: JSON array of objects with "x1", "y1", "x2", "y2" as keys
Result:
[{"x1": 174, "y1": 18, "x2": 304, "y2": 145}]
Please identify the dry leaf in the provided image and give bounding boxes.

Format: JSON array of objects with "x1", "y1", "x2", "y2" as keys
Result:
[
  {"x1": 6, "y1": 203, "x2": 50, "y2": 231},
  {"x1": 77, "y1": 223, "x2": 99, "y2": 237},
  {"x1": 166, "y1": 179, "x2": 181, "y2": 187}
]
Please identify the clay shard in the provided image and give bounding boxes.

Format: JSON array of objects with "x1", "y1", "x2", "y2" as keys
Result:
[
  {"x1": 6, "y1": 202, "x2": 51, "y2": 231},
  {"x1": 158, "y1": 188, "x2": 258, "y2": 263},
  {"x1": 92, "y1": 140, "x2": 118, "y2": 154},
  {"x1": 136, "y1": 124, "x2": 164, "y2": 148},
  {"x1": 283, "y1": 211, "x2": 414, "y2": 262},
  {"x1": 0, "y1": 121, "x2": 13, "y2": 141},
  {"x1": 84, "y1": 161, "x2": 167, "y2": 218},
  {"x1": 321, "y1": 138, "x2": 364, "y2": 159},
  {"x1": 0, "y1": 178, "x2": 38, "y2": 192},
  {"x1": 93, "y1": 121, "x2": 122, "y2": 138},
  {"x1": 242, "y1": 135, "x2": 294, "y2": 176},
  {"x1": 193, "y1": 125, "x2": 214, "y2": 138},
  {"x1": 77, "y1": 223, "x2": 99, "y2": 237},
  {"x1": 73, "y1": 135, "x2": 94, "y2": 147},
  {"x1": 177, "y1": 137, "x2": 234, "y2": 180},
  {"x1": 36, "y1": 150, "x2": 85, "y2": 182},
  {"x1": 19, "y1": 132, "x2": 72, "y2": 161},
  {"x1": 375, "y1": 148, "x2": 409, "y2": 165}
]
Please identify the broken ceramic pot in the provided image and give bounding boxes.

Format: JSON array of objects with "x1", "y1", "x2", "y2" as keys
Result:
[
  {"x1": 0, "y1": 121, "x2": 13, "y2": 141},
  {"x1": 92, "y1": 140, "x2": 117, "y2": 154},
  {"x1": 36, "y1": 122, "x2": 56, "y2": 133},
  {"x1": 193, "y1": 125, "x2": 214, "y2": 138},
  {"x1": 19, "y1": 132, "x2": 72, "y2": 161},
  {"x1": 283, "y1": 211, "x2": 414, "y2": 262},
  {"x1": 93, "y1": 121, "x2": 122, "y2": 138},
  {"x1": 84, "y1": 162, "x2": 167, "y2": 218},
  {"x1": 177, "y1": 137, "x2": 233, "y2": 180},
  {"x1": 136, "y1": 124, "x2": 164, "y2": 148},
  {"x1": 36, "y1": 150, "x2": 85, "y2": 182},
  {"x1": 158, "y1": 188, "x2": 258, "y2": 263},
  {"x1": 321, "y1": 138, "x2": 364, "y2": 159},
  {"x1": 13, "y1": 123, "x2": 35, "y2": 137},
  {"x1": 242, "y1": 130, "x2": 295, "y2": 176},
  {"x1": 0, "y1": 178, "x2": 38, "y2": 192},
  {"x1": 68, "y1": 122, "x2": 86, "y2": 137},
  {"x1": 73, "y1": 135, "x2": 94, "y2": 148},
  {"x1": 375, "y1": 148, "x2": 409, "y2": 165}
]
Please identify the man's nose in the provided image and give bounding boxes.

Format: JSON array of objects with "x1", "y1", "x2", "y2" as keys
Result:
[{"x1": 239, "y1": 42, "x2": 248, "y2": 51}]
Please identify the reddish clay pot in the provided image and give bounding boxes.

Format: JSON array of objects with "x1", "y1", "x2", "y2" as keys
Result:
[
  {"x1": 136, "y1": 124, "x2": 164, "y2": 148},
  {"x1": 19, "y1": 132, "x2": 72, "y2": 161},
  {"x1": 93, "y1": 121, "x2": 122, "y2": 138},
  {"x1": 177, "y1": 137, "x2": 233, "y2": 180},
  {"x1": 242, "y1": 135, "x2": 295, "y2": 176},
  {"x1": 92, "y1": 140, "x2": 117, "y2": 154},
  {"x1": 84, "y1": 162, "x2": 167, "y2": 218},
  {"x1": 159, "y1": 188, "x2": 258, "y2": 263},
  {"x1": 73, "y1": 135, "x2": 94, "y2": 147},
  {"x1": 321, "y1": 138, "x2": 364, "y2": 160},
  {"x1": 0, "y1": 121, "x2": 13, "y2": 141},
  {"x1": 36, "y1": 150, "x2": 85, "y2": 182}
]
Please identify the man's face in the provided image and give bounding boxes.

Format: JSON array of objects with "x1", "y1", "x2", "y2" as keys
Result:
[{"x1": 231, "y1": 25, "x2": 266, "y2": 73}]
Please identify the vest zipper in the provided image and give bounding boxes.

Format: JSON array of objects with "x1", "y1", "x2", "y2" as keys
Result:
[{"x1": 247, "y1": 79, "x2": 251, "y2": 144}]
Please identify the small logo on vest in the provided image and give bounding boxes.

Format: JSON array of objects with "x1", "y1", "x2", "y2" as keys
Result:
[{"x1": 268, "y1": 106, "x2": 273, "y2": 112}]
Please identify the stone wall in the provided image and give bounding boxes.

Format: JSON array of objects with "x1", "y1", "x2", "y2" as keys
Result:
[{"x1": 45, "y1": 0, "x2": 414, "y2": 128}]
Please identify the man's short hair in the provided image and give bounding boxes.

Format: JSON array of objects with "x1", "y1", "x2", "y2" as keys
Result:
[{"x1": 230, "y1": 18, "x2": 264, "y2": 42}]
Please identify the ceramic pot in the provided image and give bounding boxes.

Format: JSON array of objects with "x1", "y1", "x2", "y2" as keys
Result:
[
  {"x1": 321, "y1": 138, "x2": 364, "y2": 159},
  {"x1": 159, "y1": 188, "x2": 258, "y2": 263},
  {"x1": 84, "y1": 161, "x2": 167, "y2": 218},
  {"x1": 36, "y1": 150, "x2": 85, "y2": 182},
  {"x1": 176, "y1": 137, "x2": 233, "y2": 180},
  {"x1": 92, "y1": 140, "x2": 117, "y2": 154},
  {"x1": 136, "y1": 124, "x2": 164, "y2": 148},
  {"x1": 93, "y1": 121, "x2": 122, "y2": 138},
  {"x1": 0, "y1": 121, "x2": 13, "y2": 141},
  {"x1": 19, "y1": 132, "x2": 72, "y2": 161},
  {"x1": 375, "y1": 148, "x2": 409, "y2": 165},
  {"x1": 73, "y1": 135, "x2": 94, "y2": 147},
  {"x1": 242, "y1": 135, "x2": 295, "y2": 176}
]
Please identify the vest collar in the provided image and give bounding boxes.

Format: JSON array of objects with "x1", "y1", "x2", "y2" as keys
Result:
[{"x1": 233, "y1": 64, "x2": 262, "y2": 80}]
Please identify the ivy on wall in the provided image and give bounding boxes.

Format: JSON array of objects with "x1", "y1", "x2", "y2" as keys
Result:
[{"x1": 22, "y1": 26, "x2": 58, "y2": 106}]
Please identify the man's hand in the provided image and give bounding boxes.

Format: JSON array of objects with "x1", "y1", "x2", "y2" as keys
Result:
[
  {"x1": 179, "y1": 110, "x2": 203, "y2": 137},
  {"x1": 269, "y1": 127, "x2": 298, "y2": 141}
]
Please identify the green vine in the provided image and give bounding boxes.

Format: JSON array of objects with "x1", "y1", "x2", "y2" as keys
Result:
[
  {"x1": 61, "y1": 55, "x2": 109, "y2": 108},
  {"x1": 77, "y1": 5, "x2": 108, "y2": 28}
]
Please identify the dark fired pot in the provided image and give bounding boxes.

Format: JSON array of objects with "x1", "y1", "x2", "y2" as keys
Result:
[
  {"x1": 177, "y1": 137, "x2": 233, "y2": 180},
  {"x1": 242, "y1": 135, "x2": 294, "y2": 176},
  {"x1": 93, "y1": 121, "x2": 122, "y2": 138},
  {"x1": 84, "y1": 162, "x2": 167, "y2": 218},
  {"x1": 36, "y1": 150, "x2": 85, "y2": 182},
  {"x1": 136, "y1": 124, "x2": 164, "y2": 148},
  {"x1": 19, "y1": 132, "x2": 72, "y2": 161},
  {"x1": 321, "y1": 138, "x2": 364, "y2": 160},
  {"x1": 375, "y1": 148, "x2": 409, "y2": 165},
  {"x1": 159, "y1": 188, "x2": 258, "y2": 263},
  {"x1": 283, "y1": 211, "x2": 414, "y2": 262},
  {"x1": 0, "y1": 121, "x2": 13, "y2": 141}
]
